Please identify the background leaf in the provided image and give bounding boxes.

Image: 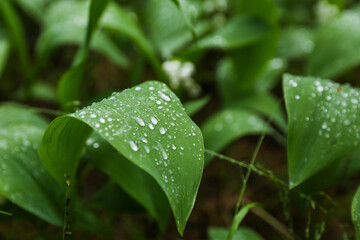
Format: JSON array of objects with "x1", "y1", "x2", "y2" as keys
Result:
[
  {"x1": 283, "y1": 74, "x2": 360, "y2": 188},
  {"x1": 308, "y1": 4, "x2": 360, "y2": 78},
  {"x1": 39, "y1": 81, "x2": 204, "y2": 235},
  {"x1": 208, "y1": 227, "x2": 264, "y2": 240},
  {"x1": 352, "y1": 185, "x2": 360, "y2": 240},
  {"x1": 0, "y1": 37, "x2": 9, "y2": 78},
  {"x1": 0, "y1": 104, "x2": 63, "y2": 226}
]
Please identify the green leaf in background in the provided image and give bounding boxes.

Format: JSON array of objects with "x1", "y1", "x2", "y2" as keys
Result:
[
  {"x1": 208, "y1": 227, "x2": 264, "y2": 240},
  {"x1": 201, "y1": 109, "x2": 271, "y2": 163},
  {"x1": 0, "y1": 37, "x2": 10, "y2": 78},
  {"x1": 101, "y1": 2, "x2": 165, "y2": 79},
  {"x1": 197, "y1": 15, "x2": 271, "y2": 50},
  {"x1": 183, "y1": 95, "x2": 210, "y2": 116},
  {"x1": 352, "y1": 185, "x2": 360, "y2": 240},
  {"x1": 277, "y1": 27, "x2": 314, "y2": 60},
  {"x1": 0, "y1": 210, "x2": 12, "y2": 216},
  {"x1": 228, "y1": 0, "x2": 278, "y2": 93},
  {"x1": 308, "y1": 4, "x2": 360, "y2": 78},
  {"x1": 0, "y1": 0, "x2": 30, "y2": 77},
  {"x1": 84, "y1": 132, "x2": 171, "y2": 231},
  {"x1": 36, "y1": 0, "x2": 128, "y2": 68},
  {"x1": 14, "y1": 0, "x2": 50, "y2": 23},
  {"x1": 0, "y1": 104, "x2": 63, "y2": 226},
  {"x1": 283, "y1": 74, "x2": 360, "y2": 188},
  {"x1": 39, "y1": 81, "x2": 204, "y2": 235},
  {"x1": 146, "y1": 0, "x2": 208, "y2": 58}
]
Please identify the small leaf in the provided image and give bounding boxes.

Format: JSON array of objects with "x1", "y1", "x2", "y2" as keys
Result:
[
  {"x1": 228, "y1": 203, "x2": 259, "y2": 239},
  {"x1": 352, "y1": 185, "x2": 360, "y2": 240},
  {"x1": 14, "y1": 0, "x2": 50, "y2": 23},
  {"x1": 277, "y1": 27, "x2": 314, "y2": 59},
  {"x1": 208, "y1": 227, "x2": 264, "y2": 240},
  {"x1": 183, "y1": 96, "x2": 210, "y2": 116},
  {"x1": 0, "y1": 104, "x2": 63, "y2": 226},
  {"x1": 39, "y1": 81, "x2": 204, "y2": 235},
  {"x1": 308, "y1": 5, "x2": 360, "y2": 78},
  {"x1": 283, "y1": 74, "x2": 360, "y2": 188},
  {"x1": 201, "y1": 109, "x2": 271, "y2": 163},
  {"x1": 0, "y1": 210, "x2": 12, "y2": 216}
]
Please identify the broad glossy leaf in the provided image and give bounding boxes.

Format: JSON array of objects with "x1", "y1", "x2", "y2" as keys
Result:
[
  {"x1": 39, "y1": 81, "x2": 204, "y2": 235},
  {"x1": 0, "y1": 105, "x2": 63, "y2": 225},
  {"x1": 0, "y1": 37, "x2": 9, "y2": 77},
  {"x1": 36, "y1": 0, "x2": 128, "y2": 68},
  {"x1": 308, "y1": 5, "x2": 360, "y2": 78},
  {"x1": 197, "y1": 15, "x2": 271, "y2": 50},
  {"x1": 201, "y1": 109, "x2": 271, "y2": 163},
  {"x1": 84, "y1": 132, "x2": 171, "y2": 230},
  {"x1": 208, "y1": 227, "x2": 264, "y2": 240},
  {"x1": 283, "y1": 74, "x2": 360, "y2": 188},
  {"x1": 184, "y1": 96, "x2": 210, "y2": 116},
  {"x1": 352, "y1": 185, "x2": 360, "y2": 240}
]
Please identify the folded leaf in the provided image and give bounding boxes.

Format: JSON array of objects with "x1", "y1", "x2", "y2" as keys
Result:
[{"x1": 39, "y1": 81, "x2": 204, "y2": 235}]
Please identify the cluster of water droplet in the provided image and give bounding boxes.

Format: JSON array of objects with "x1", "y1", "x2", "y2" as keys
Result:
[{"x1": 71, "y1": 82, "x2": 204, "y2": 197}]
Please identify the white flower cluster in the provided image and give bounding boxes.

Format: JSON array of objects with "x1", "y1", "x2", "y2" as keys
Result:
[{"x1": 162, "y1": 60, "x2": 201, "y2": 97}]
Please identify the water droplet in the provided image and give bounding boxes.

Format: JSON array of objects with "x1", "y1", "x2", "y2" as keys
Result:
[
  {"x1": 159, "y1": 127, "x2": 166, "y2": 135},
  {"x1": 93, "y1": 143, "x2": 99, "y2": 149},
  {"x1": 100, "y1": 118, "x2": 105, "y2": 123},
  {"x1": 295, "y1": 95, "x2": 300, "y2": 100},
  {"x1": 135, "y1": 87, "x2": 141, "y2": 91},
  {"x1": 172, "y1": 144, "x2": 177, "y2": 150},
  {"x1": 150, "y1": 117, "x2": 158, "y2": 125},
  {"x1": 149, "y1": 123, "x2": 154, "y2": 130},
  {"x1": 133, "y1": 117, "x2": 145, "y2": 126},
  {"x1": 158, "y1": 92, "x2": 171, "y2": 102},
  {"x1": 129, "y1": 141, "x2": 138, "y2": 152},
  {"x1": 90, "y1": 114, "x2": 96, "y2": 118}
]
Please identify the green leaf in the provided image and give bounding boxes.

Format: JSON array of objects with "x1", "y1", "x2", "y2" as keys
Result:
[
  {"x1": 228, "y1": 203, "x2": 259, "y2": 239},
  {"x1": 0, "y1": 0, "x2": 30, "y2": 75},
  {"x1": 0, "y1": 37, "x2": 10, "y2": 77},
  {"x1": 308, "y1": 5, "x2": 360, "y2": 78},
  {"x1": 197, "y1": 15, "x2": 271, "y2": 50},
  {"x1": 208, "y1": 227, "x2": 264, "y2": 240},
  {"x1": 84, "y1": 132, "x2": 171, "y2": 231},
  {"x1": 254, "y1": 58, "x2": 286, "y2": 91},
  {"x1": 0, "y1": 210, "x2": 12, "y2": 216},
  {"x1": 183, "y1": 96, "x2": 210, "y2": 116},
  {"x1": 101, "y1": 2, "x2": 165, "y2": 79},
  {"x1": 277, "y1": 27, "x2": 314, "y2": 60},
  {"x1": 0, "y1": 104, "x2": 63, "y2": 226},
  {"x1": 36, "y1": 0, "x2": 128, "y2": 68},
  {"x1": 86, "y1": 0, "x2": 111, "y2": 47},
  {"x1": 283, "y1": 74, "x2": 360, "y2": 188},
  {"x1": 14, "y1": 0, "x2": 50, "y2": 23},
  {"x1": 39, "y1": 81, "x2": 204, "y2": 235},
  {"x1": 352, "y1": 185, "x2": 360, "y2": 240},
  {"x1": 201, "y1": 109, "x2": 271, "y2": 163}
]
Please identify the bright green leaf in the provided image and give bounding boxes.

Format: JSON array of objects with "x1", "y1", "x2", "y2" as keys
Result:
[
  {"x1": 228, "y1": 203, "x2": 259, "y2": 239},
  {"x1": 201, "y1": 109, "x2": 271, "y2": 163},
  {"x1": 39, "y1": 81, "x2": 204, "y2": 235},
  {"x1": 0, "y1": 105, "x2": 63, "y2": 226},
  {"x1": 84, "y1": 132, "x2": 171, "y2": 231},
  {"x1": 208, "y1": 227, "x2": 264, "y2": 240},
  {"x1": 308, "y1": 5, "x2": 360, "y2": 78},
  {"x1": 283, "y1": 74, "x2": 360, "y2": 188}
]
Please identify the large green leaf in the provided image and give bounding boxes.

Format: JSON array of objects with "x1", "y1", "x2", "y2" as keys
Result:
[
  {"x1": 39, "y1": 81, "x2": 204, "y2": 235},
  {"x1": 0, "y1": 104, "x2": 63, "y2": 226},
  {"x1": 283, "y1": 74, "x2": 360, "y2": 188},
  {"x1": 208, "y1": 227, "x2": 264, "y2": 240},
  {"x1": 0, "y1": 37, "x2": 9, "y2": 77},
  {"x1": 197, "y1": 15, "x2": 271, "y2": 50},
  {"x1": 201, "y1": 109, "x2": 271, "y2": 163},
  {"x1": 36, "y1": 0, "x2": 128, "y2": 68},
  {"x1": 84, "y1": 132, "x2": 171, "y2": 230},
  {"x1": 308, "y1": 5, "x2": 360, "y2": 78},
  {"x1": 352, "y1": 185, "x2": 360, "y2": 240}
]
